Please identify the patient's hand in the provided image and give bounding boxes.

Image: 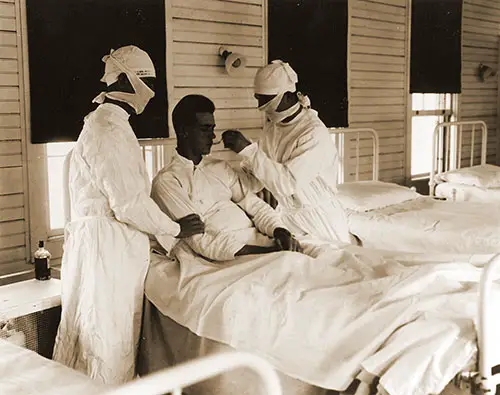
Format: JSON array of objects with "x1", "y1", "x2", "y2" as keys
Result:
[
  {"x1": 176, "y1": 214, "x2": 205, "y2": 238},
  {"x1": 235, "y1": 245, "x2": 281, "y2": 257},
  {"x1": 273, "y1": 227, "x2": 303, "y2": 252}
]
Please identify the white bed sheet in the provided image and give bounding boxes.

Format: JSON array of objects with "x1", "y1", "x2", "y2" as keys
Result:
[
  {"x1": 346, "y1": 197, "x2": 500, "y2": 253},
  {"x1": 0, "y1": 339, "x2": 110, "y2": 395},
  {"x1": 435, "y1": 182, "x2": 500, "y2": 202},
  {"x1": 145, "y1": 243, "x2": 497, "y2": 395}
]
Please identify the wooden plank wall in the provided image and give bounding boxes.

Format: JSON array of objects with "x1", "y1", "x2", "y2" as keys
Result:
[
  {"x1": 0, "y1": 0, "x2": 28, "y2": 277},
  {"x1": 169, "y1": 0, "x2": 266, "y2": 164},
  {"x1": 348, "y1": 0, "x2": 407, "y2": 183},
  {"x1": 460, "y1": 0, "x2": 499, "y2": 166}
]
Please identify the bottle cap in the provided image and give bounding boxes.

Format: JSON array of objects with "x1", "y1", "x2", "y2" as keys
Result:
[{"x1": 38, "y1": 240, "x2": 44, "y2": 248}]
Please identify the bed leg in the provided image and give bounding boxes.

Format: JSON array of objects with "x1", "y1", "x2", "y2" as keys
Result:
[{"x1": 354, "y1": 382, "x2": 371, "y2": 395}]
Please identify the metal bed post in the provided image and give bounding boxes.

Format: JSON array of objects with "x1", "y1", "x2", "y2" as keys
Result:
[
  {"x1": 429, "y1": 120, "x2": 488, "y2": 197},
  {"x1": 328, "y1": 128, "x2": 380, "y2": 182},
  {"x1": 478, "y1": 253, "x2": 500, "y2": 393},
  {"x1": 101, "y1": 352, "x2": 283, "y2": 395}
]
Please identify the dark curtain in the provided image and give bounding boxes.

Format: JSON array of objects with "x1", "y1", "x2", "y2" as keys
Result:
[
  {"x1": 410, "y1": 0, "x2": 463, "y2": 93},
  {"x1": 26, "y1": 0, "x2": 168, "y2": 143},
  {"x1": 268, "y1": 0, "x2": 348, "y2": 127}
]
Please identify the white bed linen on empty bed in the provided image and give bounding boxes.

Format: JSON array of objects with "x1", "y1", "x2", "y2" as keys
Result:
[
  {"x1": 0, "y1": 339, "x2": 109, "y2": 395},
  {"x1": 145, "y1": 242, "x2": 499, "y2": 395},
  {"x1": 435, "y1": 182, "x2": 500, "y2": 202},
  {"x1": 346, "y1": 197, "x2": 500, "y2": 253}
]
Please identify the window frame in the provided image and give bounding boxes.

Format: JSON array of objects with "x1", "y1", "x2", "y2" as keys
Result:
[{"x1": 409, "y1": 93, "x2": 457, "y2": 180}]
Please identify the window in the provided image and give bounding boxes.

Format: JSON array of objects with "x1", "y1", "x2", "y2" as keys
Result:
[
  {"x1": 45, "y1": 141, "x2": 167, "y2": 235},
  {"x1": 46, "y1": 142, "x2": 76, "y2": 232},
  {"x1": 410, "y1": 93, "x2": 456, "y2": 179}
]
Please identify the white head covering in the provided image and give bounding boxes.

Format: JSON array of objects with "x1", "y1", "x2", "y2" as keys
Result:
[
  {"x1": 254, "y1": 60, "x2": 298, "y2": 95},
  {"x1": 254, "y1": 60, "x2": 311, "y2": 124},
  {"x1": 93, "y1": 45, "x2": 156, "y2": 115},
  {"x1": 100, "y1": 45, "x2": 156, "y2": 86}
]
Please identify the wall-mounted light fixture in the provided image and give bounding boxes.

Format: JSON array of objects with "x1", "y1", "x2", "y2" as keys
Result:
[
  {"x1": 477, "y1": 63, "x2": 497, "y2": 82},
  {"x1": 219, "y1": 46, "x2": 247, "y2": 76}
]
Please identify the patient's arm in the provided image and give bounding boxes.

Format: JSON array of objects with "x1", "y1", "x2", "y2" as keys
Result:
[
  {"x1": 235, "y1": 244, "x2": 281, "y2": 256},
  {"x1": 228, "y1": 165, "x2": 285, "y2": 238},
  {"x1": 151, "y1": 174, "x2": 246, "y2": 261}
]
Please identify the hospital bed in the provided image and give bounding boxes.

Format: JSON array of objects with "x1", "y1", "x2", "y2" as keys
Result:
[
  {"x1": 429, "y1": 120, "x2": 500, "y2": 202},
  {"x1": 330, "y1": 127, "x2": 500, "y2": 254},
  {"x1": 62, "y1": 137, "x2": 500, "y2": 395},
  {"x1": 0, "y1": 334, "x2": 281, "y2": 395},
  {"x1": 0, "y1": 336, "x2": 108, "y2": 395},
  {"x1": 140, "y1": 244, "x2": 500, "y2": 395}
]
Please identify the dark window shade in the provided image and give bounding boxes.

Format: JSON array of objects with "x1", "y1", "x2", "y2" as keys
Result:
[
  {"x1": 26, "y1": 0, "x2": 168, "y2": 144},
  {"x1": 268, "y1": 0, "x2": 348, "y2": 127},
  {"x1": 410, "y1": 0, "x2": 463, "y2": 94}
]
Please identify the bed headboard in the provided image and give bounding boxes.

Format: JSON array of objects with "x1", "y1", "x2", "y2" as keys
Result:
[
  {"x1": 137, "y1": 139, "x2": 277, "y2": 207},
  {"x1": 328, "y1": 127, "x2": 380, "y2": 182},
  {"x1": 429, "y1": 120, "x2": 488, "y2": 195},
  {"x1": 138, "y1": 138, "x2": 241, "y2": 180}
]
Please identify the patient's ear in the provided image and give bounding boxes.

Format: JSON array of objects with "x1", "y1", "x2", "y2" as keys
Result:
[{"x1": 176, "y1": 125, "x2": 188, "y2": 139}]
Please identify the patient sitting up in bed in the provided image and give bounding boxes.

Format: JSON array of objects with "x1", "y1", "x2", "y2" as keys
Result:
[{"x1": 151, "y1": 94, "x2": 304, "y2": 262}]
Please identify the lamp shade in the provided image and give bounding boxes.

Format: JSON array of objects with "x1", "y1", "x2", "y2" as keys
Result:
[{"x1": 219, "y1": 46, "x2": 247, "y2": 76}]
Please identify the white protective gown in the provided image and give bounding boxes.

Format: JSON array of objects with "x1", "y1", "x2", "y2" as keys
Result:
[
  {"x1": 52, "y1": 103, "x2": 180, "y2": 385},
  {"x1": 151, "y1": 153, "x2": 285, "y2": 261},
  {"x1": 239, "y1": 108, "x2": 351, "y2": 243}
]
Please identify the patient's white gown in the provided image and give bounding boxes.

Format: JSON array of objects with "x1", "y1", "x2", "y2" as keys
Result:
[
  {"x1": 238, "y1": 108, "x2": 351, "y2": 244},
  {"x1": 151, "y1": 152, "x2": 286, "y2": 262},
  {"x1": 52, "y1": 103, "x2": 180, "y2": 385}
]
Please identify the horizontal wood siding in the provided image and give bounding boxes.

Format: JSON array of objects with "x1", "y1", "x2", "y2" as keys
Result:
[
  {"x1": 348, "y1": 0, "x2": 407, "y2": 182},
  {"x1": 169, "y1": 0, "x2": 265, "y2": 165},
  {"x1": 0, "y1": 0, "x2": 28, "y2": 276},
  {"x1": 461, "y1": 0, "x2": 500, "y2": 165}
]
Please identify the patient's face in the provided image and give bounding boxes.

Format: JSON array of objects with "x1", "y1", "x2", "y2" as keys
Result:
[{"x1": 189, "y1": 112, "x2": 216, "y2": 156}]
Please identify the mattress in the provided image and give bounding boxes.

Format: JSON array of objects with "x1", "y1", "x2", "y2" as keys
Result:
[
  {"x1": 347, "y1": 197, "x2": 500, "y2": 253},
  {"x1": 435, "y1": 182, "x2": 500, "y2": 202},
  {"x1": 0, "y1": 338, "x2": 110, "y2": 395},
  {"x1": 137, "y1": 298, "x2": 331, "y2": 395}
]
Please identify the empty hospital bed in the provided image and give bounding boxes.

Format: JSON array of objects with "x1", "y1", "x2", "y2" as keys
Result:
[
  {"x1": 429, "y1": 120, "x2": 500, "y2": 202},
  {"x1": 0, "y1": 335, "x2": 280, "y2": 395},
  {"x1": 330, "y1": 127, "x2": 500, "y2": 254}
]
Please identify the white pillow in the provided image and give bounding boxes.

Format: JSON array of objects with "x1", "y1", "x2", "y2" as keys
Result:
[
  {"x1": 337, "y1": 181, "x2": 421, "y2": 212},
  {"x1": 436, "y1": 164, "x2": 500, "y2": 188}
]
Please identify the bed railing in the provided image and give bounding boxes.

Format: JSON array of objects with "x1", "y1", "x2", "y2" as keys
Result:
[
  {"x1": 429, "y1": 120, "x2": 488, "y2": 196},
  {"x1": 478, "y1": 253, "x2": 500, "y2": 393},
  {"x1": 101, "y1": 352, "x2": 282, "y2": 395},
  {"x1": 139, "y1": 138, "x2": 177, "y2": 181},
  {"x1": 328, "y1": 128, "x2": 380, "y2": 182}
]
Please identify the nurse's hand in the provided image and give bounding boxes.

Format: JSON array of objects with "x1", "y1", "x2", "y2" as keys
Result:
[
  {"x1": 176, "y1": 214, "x2": 205, "y2": 238},
  {"x1": 273, "y1": 227, "x2": 303, "y2": 253},
  {"x1": 222, "y1": 130, "x2": 251, "y2": 153}
]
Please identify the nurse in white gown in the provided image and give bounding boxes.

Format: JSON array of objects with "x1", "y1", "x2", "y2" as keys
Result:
[
  {"x1": 52, "y1": 46, "x2": 204, "y2": 385},
  {"x1": 222, "y1": 60, "x2": 351, "y2": 244}
]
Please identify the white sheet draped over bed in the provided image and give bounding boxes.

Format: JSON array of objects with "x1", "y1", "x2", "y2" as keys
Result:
[
  {"x1": 345, "y1": 197, "x2": 500, "y2": 253},
  {"x1": 145, "y1": 242, "x2": 500, "y2": 395},
  {"x1": 0, "y1": 339, "x2": 109, "y2": 395},
  {"x1": 435, "y1": 182, "x2": 500, "y2": 202}
]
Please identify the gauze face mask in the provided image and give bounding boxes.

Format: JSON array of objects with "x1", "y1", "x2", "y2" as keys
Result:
[
  {"x1": 93, "y1": 54, "x2": 155, "y2": 115},
  {"x1": 258, "y1": 92, "x2": 307, "y2": 124}
]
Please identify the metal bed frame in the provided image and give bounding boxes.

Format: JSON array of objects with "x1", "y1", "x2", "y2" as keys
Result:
[
  {"x1": 429, "y1": 120, "x2": 488, "y2": 198},
  {"x1": 328, "y1": 127, "x2": 380, "y2": 182},
  {"x1": 102, "y1": 352, "x2": 282, "y2": 395}
]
